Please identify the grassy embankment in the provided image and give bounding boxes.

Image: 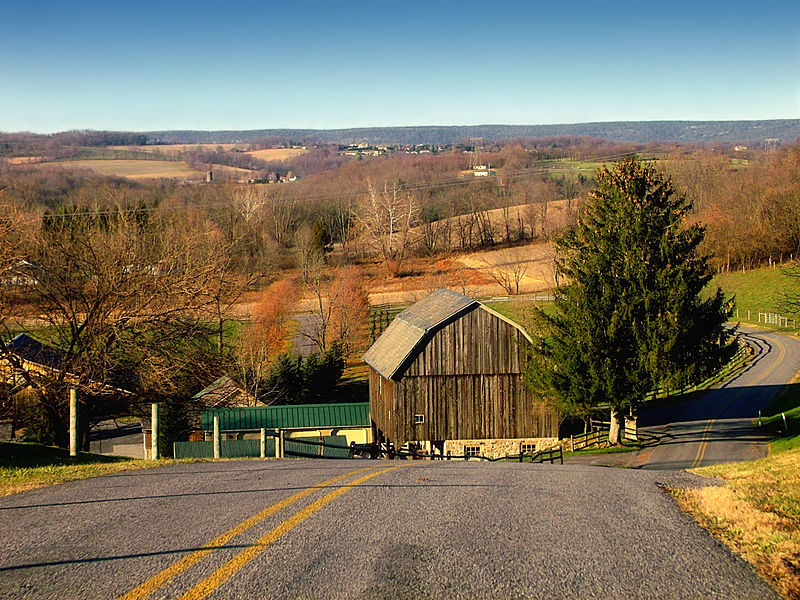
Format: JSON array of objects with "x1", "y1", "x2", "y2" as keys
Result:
[
  {"x1": 0, "y1": 441, "x2": 209, "y2": 497},
  {"x1": 675, "y1": 264, "x2": 800, "y2": 600},
  {"x1": 675, "y1": 424, "x2": 800, "y2": 600}
]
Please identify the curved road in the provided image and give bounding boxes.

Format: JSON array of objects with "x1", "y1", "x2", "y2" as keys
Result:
[
  {"x1": 0, "y1": 327, "x2": 797, "y2": 599},
  {"x1": 636, "y1": 326, "x2": 800, "y2": 470},
  {"x1": 0, "y1": 461, "x2": 779, "y2": 599}
]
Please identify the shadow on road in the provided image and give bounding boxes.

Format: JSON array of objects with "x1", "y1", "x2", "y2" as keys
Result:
[{"x1": 639, "y1": 384, "x2": 791, "y2": 427}]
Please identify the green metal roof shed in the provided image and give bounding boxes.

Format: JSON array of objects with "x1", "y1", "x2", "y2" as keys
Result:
[{"x1": 202, "y1": 402, "x2": 371, "y2": 431}]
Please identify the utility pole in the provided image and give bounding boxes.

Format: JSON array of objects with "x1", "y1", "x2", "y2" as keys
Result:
[
  {"x1": 151, "y1": 403, "x2": 160, "y2": 460},
  {"x1": 69, "y1": 388, "x2": 78, "y2": 458}
]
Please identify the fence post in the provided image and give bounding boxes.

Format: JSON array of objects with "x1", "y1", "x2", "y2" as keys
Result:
[
  {"x1": 758, "y1": 410, "x2": 762, "y2": 427},
  {"x1": 260, "y1": 428, "x2": 266, "y2": 459},
  {"x1": 151, "y1": 403, "x2": 160, "y2": 460},
  {"x1": 570, "y1": 435, "x2": 574, "y2": 453},
  {"x1": 275, "y1": 429, "x2": 281, "y2": 458},
  {"x1": 213, "y1": 416, "x2": 220, "y2": 459},
  {"x1": 69, "y1": 388, "x2": 78, "y2": 458},
  {"x1": 279, "y1": 429, "x2": 285, "y2": 459}
]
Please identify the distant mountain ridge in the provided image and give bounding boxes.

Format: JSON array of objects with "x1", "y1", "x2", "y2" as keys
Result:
[{"x1": 146, "y1": 120, "x2": 800, "y2": 146}]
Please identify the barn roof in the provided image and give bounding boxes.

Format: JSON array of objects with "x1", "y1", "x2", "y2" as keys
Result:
[
  {"x1": 363, "y1": 289, "x2": 482, "y2": 380},
  {"x1": 192, "y1": 375, "x2": 254, "y2": 407}
]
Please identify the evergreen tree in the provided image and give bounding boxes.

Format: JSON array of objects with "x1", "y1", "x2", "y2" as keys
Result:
[{"x1": 527, "y1": 157, "x2": 734, "y2": 444}]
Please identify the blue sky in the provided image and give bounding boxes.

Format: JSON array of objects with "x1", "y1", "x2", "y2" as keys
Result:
[{"x1": 1, "y1": 0, "x2": 798, "y2": 133}]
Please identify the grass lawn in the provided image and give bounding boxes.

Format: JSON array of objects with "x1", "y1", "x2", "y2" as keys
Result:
[
  {"x1": 561, "y1": 441, "x2": 642, "y2": 458},
  {"x1": 0, "y1": 441, "x2": 205, "y2": 496},
  {"x1": 711, "y1": 266, "x2": 799, "y2": 329},
  {"x1": 335, "y1": 361, "x2": 369, "y2": 403}
]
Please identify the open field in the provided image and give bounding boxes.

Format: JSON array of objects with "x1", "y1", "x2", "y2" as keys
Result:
[
  {"x1": 712, "y1": 265, "x2": 799, "y2": 329},
  {"x1": 108, "y1": 143, "x2": 241, "y2": 154},
  {"x1": 32, "y1": 159, "x2": 256, "y2": 180},
  {"x1": 457, "y1": 243, "x2": 556, "y2": 294},
  {"x1": 245, "y1": 147, "x2": 308, "y2": 162},
  {"x1": 35, "y1": 159, "x2": 205, "y2": 179}
]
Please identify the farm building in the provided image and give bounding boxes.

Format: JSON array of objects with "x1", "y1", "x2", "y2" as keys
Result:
[
  {"x1": 170, "y1": 402, "x2": 373, "y2": 459},
  {"x1": 363, "y1": 289, "x2": 559, "y2": 459}
]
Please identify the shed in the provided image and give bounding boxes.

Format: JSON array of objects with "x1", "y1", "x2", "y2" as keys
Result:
[
  {"x1": 201, "y1": 402, "x2": 372, "y2": 446},
  {"x1": 363, "y1": 289, "x2": 559, "y2": 458}
]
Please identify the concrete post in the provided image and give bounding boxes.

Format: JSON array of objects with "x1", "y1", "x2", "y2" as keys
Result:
[
  {"x1": 151, "y1": 403, "x2": 160, "y2": 460},
  {"x1": 69, "y1": 388, "x2": 78, "y2": 457},
  {"x1": 213, "y1": 416, "x2": 220, "y2": 459},
  {"x1": 275, "y1": 430, "x2": 281, "y2": 458},
  {"x1": 279, "y1": 429, "x2": 285, "y2": 459},
  {"x1": 260, "y1": 428, "x2": 266, "y2": 459}
]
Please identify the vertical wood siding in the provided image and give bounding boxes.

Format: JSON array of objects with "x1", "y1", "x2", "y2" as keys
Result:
[{"x1": 368, "y1": 306, "x2": 559, "y2": 446}]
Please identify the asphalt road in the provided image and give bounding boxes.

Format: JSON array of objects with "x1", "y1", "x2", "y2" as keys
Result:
[
  {"x1": 0, "y1": 460, "x2": 780, "y2": 600},
  {"x1": 635, "y1": 326, "x2": 800, "y2": 470},
  {"x1": 2, "y1": 326, "x2": 797, "y2": 599}
]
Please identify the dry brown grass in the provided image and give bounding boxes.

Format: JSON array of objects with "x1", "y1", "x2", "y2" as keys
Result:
[
  {"x1": 245, "y1": 148, "x2": 308, "y2": 162},
  {"x1": 35, "y1": 159, "x2": 204, "y2": 180},
  {"x1": 675, "y1": 448, "x2": 800, "y2": 599},
  {"x1": 456, "y1": 243, "x2": 556, "y2": 293}
]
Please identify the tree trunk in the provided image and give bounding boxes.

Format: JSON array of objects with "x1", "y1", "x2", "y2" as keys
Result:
[{"x1": 608, "y1": 407, "x2": 625, "y2": 446}]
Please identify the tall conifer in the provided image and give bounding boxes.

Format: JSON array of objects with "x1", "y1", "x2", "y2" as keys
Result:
[{"x1": 527, "y1": 157, "x2": 734, "y2": 444}]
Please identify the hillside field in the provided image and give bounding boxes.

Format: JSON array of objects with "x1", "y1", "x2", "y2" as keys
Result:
[
  {"x1": 712, "y1": 266, "x2": 799, "y2": 327},
  {"x1": 35, "y1": 159, "x2": 204, "y2": 180},
  {"x1": 245, "y1": 148, "x2": 308, "y2": 162},
  {"x1": 108, "y1": 143, "x2": 240, "y2": 154}
]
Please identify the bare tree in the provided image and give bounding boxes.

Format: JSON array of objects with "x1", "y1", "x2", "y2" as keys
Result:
[
  {"x1": 0, "y1": 208, "x2": 230, "y2": 446},
  {"x1": 329, "y1": 267, "x2": 370, "y2": 357},
  {"x1": 293, "y1": 224, "x2": 324, "y2": 284},
  {"x1": 357, "y1": 181, "x2": 419, "y2": 277},
  {"x1": 481, "y1": 250, "x2": 528, "y2": 295}
]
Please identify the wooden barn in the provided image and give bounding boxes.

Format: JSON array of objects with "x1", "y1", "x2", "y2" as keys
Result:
[{"x1": 363, "y1": 289, "x2": 559, "y2": 458}]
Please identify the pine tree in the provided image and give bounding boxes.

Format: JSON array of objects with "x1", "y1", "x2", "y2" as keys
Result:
[{"x1": 527, "y1": 157, "x2": 734, "y2": 444}]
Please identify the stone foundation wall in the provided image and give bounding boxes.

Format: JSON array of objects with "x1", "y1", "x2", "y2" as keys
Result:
[{"x1": 444, "y1": 437, "x2": 559, "y2": 460}]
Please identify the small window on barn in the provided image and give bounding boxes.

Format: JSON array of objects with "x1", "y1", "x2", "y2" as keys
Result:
[
  {"x1": 464, "y1": 445, "x2": 481, "y2": 458},
  {"x1": 520, "y1": 442, "x2": 536, "y2": 454},
  {"x1": 414, "y1": 414, "x2": 425, "y2": 424}
]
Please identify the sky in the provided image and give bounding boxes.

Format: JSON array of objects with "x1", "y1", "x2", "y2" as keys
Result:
[{"x1": 1, "y1": 0, "x2": 798, "y2": 133}]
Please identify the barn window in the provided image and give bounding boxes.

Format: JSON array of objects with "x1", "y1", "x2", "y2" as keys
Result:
[
  {"x1": 414, "y1": 414, "x2": 425, "y2": 424},
  {"x1": 520, "y1": 442, "x2": 536, "y2": 454},
  {"x1": 464, "y1": 445, "x2": 481, "y2": 458}
]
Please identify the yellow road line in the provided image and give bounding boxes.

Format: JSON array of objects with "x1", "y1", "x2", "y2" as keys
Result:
[
  {"x1": 748, "y1": 337, "x2": 786, "y2": 388},
  {"x1": 691, "y1": 420, "x2": 714, "y2": 468},
  {"x1": 691, "y1": 336, "x2": 787, "y2": 468},
  {"x1": 178, "y1": 465, "x2": 407, "y2": 600},
  {"x1": 118, "y1": 466, "x2": 380, "y2": 600}
]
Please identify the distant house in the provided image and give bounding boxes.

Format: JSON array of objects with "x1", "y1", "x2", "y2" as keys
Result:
[
  {"x1": 363, "y1": 289, "x2": 559, "y2": 459},
  {"x1": 192, "y1": 375, "x2": 255, "y2": 408},
  {"x1": 1, "y1": 333, "x2": 134, "y2": 394},
  {"x1": 141, "y1": 375, "x2": 257, "y2": 457}
]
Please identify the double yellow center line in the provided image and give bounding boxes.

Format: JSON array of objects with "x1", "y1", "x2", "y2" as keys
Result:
[
  {"x1": 691, "y1": 336, "x2": 787, "y2": 468},
  {"x1": 119, "y1": 464, "x2": 405, "y2": 600}
]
